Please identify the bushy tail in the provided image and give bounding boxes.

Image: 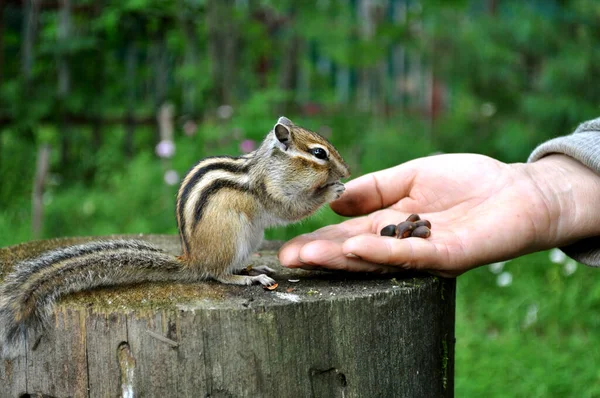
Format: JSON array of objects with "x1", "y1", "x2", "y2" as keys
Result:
[
  {"x1": 0, "y1": 240, "x2": 185, "y2": 359},
  {"x1": 0, "y1": 296, "x2": 29, "y2": 359}
]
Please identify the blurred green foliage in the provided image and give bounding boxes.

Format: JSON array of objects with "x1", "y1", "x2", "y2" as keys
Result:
[{"x1": 1, "y1": 0, "x2": 599, "y2": 395}]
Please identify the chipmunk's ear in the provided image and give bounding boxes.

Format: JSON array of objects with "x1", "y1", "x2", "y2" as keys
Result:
[
  {"x1": 277, "y1": 116, "x2": 293, "y2": 127},
  {"x1": 274, "y1": 117, "x2": 292, "y2": 150}
]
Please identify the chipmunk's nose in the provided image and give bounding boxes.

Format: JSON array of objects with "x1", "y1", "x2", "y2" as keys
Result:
[{"x1": 339, "y1": 164, "x2": 350, "y2": 179}]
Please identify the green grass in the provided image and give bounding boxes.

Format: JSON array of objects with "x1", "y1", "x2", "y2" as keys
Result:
[{"x1": 456, "y1": 252, "x2": 600, "y2": 397}]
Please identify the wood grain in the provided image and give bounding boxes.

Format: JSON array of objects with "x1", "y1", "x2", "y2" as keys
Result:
[{"x1": 0, "y1": 235, "x2": 455, "y2": 398}]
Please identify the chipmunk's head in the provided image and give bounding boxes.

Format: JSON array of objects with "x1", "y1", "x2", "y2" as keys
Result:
[
  {"x1": 263, "y1": 116, "x2": 350, "y2": 207},
  {"x1": 273, "y1": 116, "x2": 349, "y2": 178}
]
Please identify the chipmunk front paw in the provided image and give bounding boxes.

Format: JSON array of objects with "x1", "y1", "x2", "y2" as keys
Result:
[{"x1": 332, "y1": 182, "x2": 346, "y2": 200}]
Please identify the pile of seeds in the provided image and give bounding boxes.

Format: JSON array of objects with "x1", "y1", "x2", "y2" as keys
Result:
[{"x1": 380, "y1": 214, "x2": 432, "y2": 239}]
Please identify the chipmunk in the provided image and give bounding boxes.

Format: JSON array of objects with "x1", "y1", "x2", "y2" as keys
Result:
[{"x1": 0, "y1": 116, "x2": 350, "y2": 358}]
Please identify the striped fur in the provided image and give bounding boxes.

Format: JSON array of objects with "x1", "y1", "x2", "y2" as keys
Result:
[
  {"x1": 0, "y1": 240, "x2": 186, "y2": 359},
  {"x1": 175, "y1": 116, "x2": 349, "y2": 274},
  {"x1": 176, "y1": 156, "x2": 250, "y2": 256},
  {"x1": 0, "y1": 116, "x2": 350, "y2": 358}
]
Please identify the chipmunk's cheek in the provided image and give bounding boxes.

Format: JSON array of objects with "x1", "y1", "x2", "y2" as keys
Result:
[{"x1": 311, "y1": 175, "x2": 329, "y2": 192}]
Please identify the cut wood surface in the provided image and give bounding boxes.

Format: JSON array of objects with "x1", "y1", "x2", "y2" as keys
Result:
[{"x1": 0, "y1": 235, "x2": 455, "y2": 398}]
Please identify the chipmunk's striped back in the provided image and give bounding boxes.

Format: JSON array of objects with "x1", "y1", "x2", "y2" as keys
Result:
[
  {"x1": 0, "y1": 116, "x2": 350, "y2": 358},
  {"x1": 175, "y1": 117, "x2": 349, "y2": 271},
  {"x1": 176, "y1": 155, "x2": 253, "y2": 258}
]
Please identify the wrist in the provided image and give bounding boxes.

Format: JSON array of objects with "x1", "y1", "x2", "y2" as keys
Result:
[{"x1": 525, "y1": 154, "x2": 600, "y2": 249}]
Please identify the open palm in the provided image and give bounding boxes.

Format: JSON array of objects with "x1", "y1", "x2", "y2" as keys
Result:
[{"x1": 279, "y1": 154, "x2": 559, "y2": 277}]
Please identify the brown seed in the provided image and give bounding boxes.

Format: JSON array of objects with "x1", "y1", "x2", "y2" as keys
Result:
[
  {"x1": 263, "y1": 283, "x2": 279, "y2": 291},
  {"x1": 415, "y1": 219, "x2": 432, "y2": 229},
  {"x1": 411, "y1": 226, "x2": 431, "y2": 239},
  {"x1": 396, "y1": 221, "x2": 417, "y2": 239},
  {"x1": 380, "y1": 224, "x2": 397, "y2": 237},
  {"x1": 406, "y1": 214, "x2": 421, "y2": 222}
]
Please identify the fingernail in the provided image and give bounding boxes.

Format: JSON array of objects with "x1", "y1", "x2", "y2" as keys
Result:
[{"x1": 346, "y1": 252, "x2": 362, "y2": 259}]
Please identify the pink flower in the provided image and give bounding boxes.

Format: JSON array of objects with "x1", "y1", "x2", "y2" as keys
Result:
[
  {"x1": 301, "y1": 102, "x2": 321, "y2": 116},
  {"x1": 183, "y1": 120, "x2": 197, "y2": 136},
  {"x1": 239, "y1": 139, "x2": 256, "y2": 154}
]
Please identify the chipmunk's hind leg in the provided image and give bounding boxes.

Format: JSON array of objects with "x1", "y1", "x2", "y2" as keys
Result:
[{"x1": 216, "y1": 274, "x2": 275, "y2": 286}]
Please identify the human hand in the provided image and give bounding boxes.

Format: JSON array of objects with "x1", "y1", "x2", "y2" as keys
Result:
[{"x1": 279, "y1": 154, "x2": 600, "y2": 277}]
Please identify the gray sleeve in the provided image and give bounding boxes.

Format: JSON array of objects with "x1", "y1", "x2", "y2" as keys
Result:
[{"x1": 528, "y1": 117, "x2": 600, "y2": 267}]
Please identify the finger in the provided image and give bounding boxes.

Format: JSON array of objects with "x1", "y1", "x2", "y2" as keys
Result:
[
  {"x1": 331, "y1": 164, "x2": 417, "y2": 216},
  {"x1": 279, "y1": 218, "x2": 374, "y2": 267},
  {"x1": 297, "y1": 240, "x2": 401, "y2": 274},
  {"x1": 279, "y1": 210, "x2": 436, "y2": 268},
  {"x1": 342, "y1": 234, "x2": 451, "y2": 271},
  {"x1": 283, "y1": 235, "x2": 458, "y2": 276},
  {"x1": 279, "y1": 233, "x2": 321, "y2": 267}
]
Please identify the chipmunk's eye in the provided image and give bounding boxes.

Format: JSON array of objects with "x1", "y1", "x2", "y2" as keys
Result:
[{"x1": 310, "y1": 147, "x2": 328, "y2": 160}]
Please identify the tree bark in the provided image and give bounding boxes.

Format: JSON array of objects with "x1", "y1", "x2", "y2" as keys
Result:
[
  {"x1": 0, "y1": 1, "x2": 5, "y2": 89},
  {"x1": 278, "y1": 32, "x2": 301, "y2": 114},
  {"x1": 125, "y1": 41, "x2": 137, "y2": 157},
  {"x1": 90, "y1": 0, "x2": 104, "y2": 163},
  {"x1": 0, "y1": 236, "x2": 455, "y2": 398},
  {"x1": 0, "y1": 1, "x2": 3, "y2": 168},
  {"x1": 177, "y1": 0, "x2": 200, "y2": 117},
  {"x1": 21, "y1": 0, "x2": 40, "y2": 84},
  {"x1": 57, "y1": 0, "x2": 71, "y2": 169},
  {"x1": 151, "y1": 33, "x2": 168, "y2": 142},
  {"x1": 31, "y1": 145, "x2": 51, "y2": 239},
  {"x1": 18, "y1": 0, "x2": 40, "y2": 143},
  {"x1": 207, "y1": 0, "x2": 236, "y2": 105}
]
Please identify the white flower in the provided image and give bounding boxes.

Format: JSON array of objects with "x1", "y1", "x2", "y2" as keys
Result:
[
  {"x1": 563, "y1": 259, "x2": 577, "y2": 276},
  {"x1": 217, "y1": 105, "x2": 234, "y2": 120},
  {"x1": 481, "y1": 102, "x2": 496, "y2": 117},
  {"x1": 496, "y1": 272, "x2": 513, "y2": 287},
  {"x1": 549, "y1": 248, "x2": 567, "y2": 264},
  {"x1": 164, "y1": 170, "x2": 180, "y2": 186},
  {"x1": 155, "y1": 140, "x2": 176, "y2": 159},
  {"x1": 488, "y1": 262, "x2": 506, "y2": 274}
]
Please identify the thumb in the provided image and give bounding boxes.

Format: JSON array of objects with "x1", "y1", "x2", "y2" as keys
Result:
[{"x1": 332, "y1": 165, "x2": 416, "y2": 216}]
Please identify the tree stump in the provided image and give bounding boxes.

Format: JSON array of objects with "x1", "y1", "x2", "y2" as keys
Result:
[{"x1": 0, "y1": 235, "x2": 455, "y2": 398}]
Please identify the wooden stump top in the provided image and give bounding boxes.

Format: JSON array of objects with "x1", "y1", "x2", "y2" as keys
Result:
[
  {"x1": 0, "y1": 235, "x2": 456, "y2": 398},
  {"x1": 0, "y1": 235, "x2": 447, "y2": 313}
]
